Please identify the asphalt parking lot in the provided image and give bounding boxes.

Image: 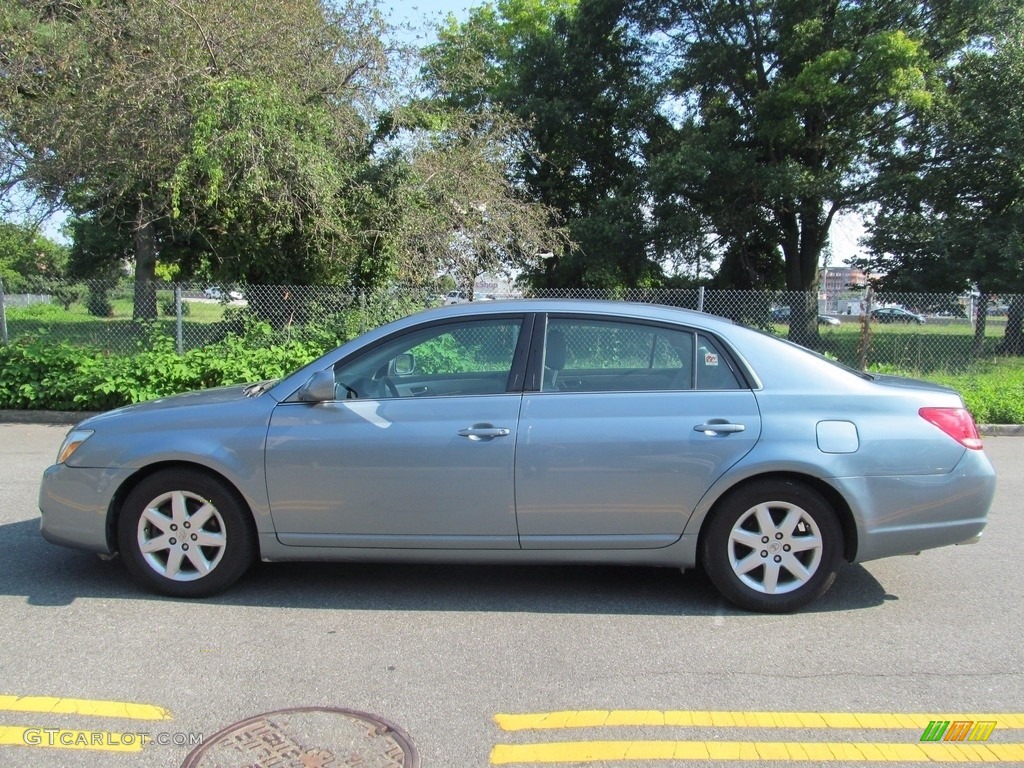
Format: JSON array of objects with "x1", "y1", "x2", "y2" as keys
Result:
[{"x1": 1, "y1": 423, "x2": 1022, "y2": 766}]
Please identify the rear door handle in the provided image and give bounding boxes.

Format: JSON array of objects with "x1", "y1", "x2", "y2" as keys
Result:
[
  {"x1": 694, "y1": 422, "x2": 745, "y2": 435},
  {"x1": 458, "y1": 426, "x2": 511, "y2": 440}
]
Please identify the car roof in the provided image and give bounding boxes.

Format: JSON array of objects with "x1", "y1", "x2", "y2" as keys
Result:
[{"x1": 412, "y1": 298, "x2": 737, "y2": 329}]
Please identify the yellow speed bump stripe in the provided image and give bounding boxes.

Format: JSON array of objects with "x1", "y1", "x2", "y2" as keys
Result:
[
  {"x1": 495, "y1": 710, "x2": 1024, "y2": 731},
  {"x1": 0, "y1": 726, "x2": 146, "y2": 752},
  {"x1": 0, "y1": 694, "x2": 171, "y2": 721},
  {"x1": 490, "y1": 740, "x2": 1024, "y2": 764}
]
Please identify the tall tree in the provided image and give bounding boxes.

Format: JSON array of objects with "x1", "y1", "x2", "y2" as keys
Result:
[
  {"x1": 0, "y1": 0, "x2": 390, "y2": 317},
  {"x1": 641, "y1": 0, "x2": 993, "y2": 344},
  {"x1": 425, "y1": 0, "x2": 669, "y2": 289},
  {"x1": 375, "y1": 108, "x2": 570, "y2": 294},
  {"x1": 860, "y1": 4, "x2": 1024, "y2": 353}
]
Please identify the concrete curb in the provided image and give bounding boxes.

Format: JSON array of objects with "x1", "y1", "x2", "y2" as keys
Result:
[
  {"x1": 0, "y1": 410, "x2": 100, "y2": 425},
  {"x1": 2, "y1": 409, "x2": 1021, "y2": 436},
  {"x1": 979, "y1": 424, "x2": 1024, "y2": 437}
]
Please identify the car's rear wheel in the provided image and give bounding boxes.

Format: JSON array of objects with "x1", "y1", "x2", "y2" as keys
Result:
[
  {"x1": 117, "y1": 469, "x2": 256, "y2": 597},
  {"x1": 701, "y1": 479, "x2": 843, "y2": 613}
]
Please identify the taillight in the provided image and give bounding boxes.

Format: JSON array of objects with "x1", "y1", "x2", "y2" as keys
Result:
[{"x1": 919, "y1": 407, "x2": 983, "y2": 450}]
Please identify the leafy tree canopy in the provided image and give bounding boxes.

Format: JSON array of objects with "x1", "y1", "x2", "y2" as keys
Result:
[
  {"x1": 426, "y1": 0, "x2": 669, "y2": 289},
  {"x1": 0, "y1": 0, "x2": 565, "y2": 316},
  {"x1": 857, "y1": 3, "x2": 1024, "y2": 350},
  {"x1": 0, "y1": 219, "x2": 67, "y2": 290}
]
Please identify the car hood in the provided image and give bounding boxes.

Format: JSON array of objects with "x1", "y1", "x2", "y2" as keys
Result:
[
  {"x1": 65, "y1": 383, "x2": 279, "y2": 470},
  {"x1": 78, "y1": 384, "x2": 268, "y2": 428}
]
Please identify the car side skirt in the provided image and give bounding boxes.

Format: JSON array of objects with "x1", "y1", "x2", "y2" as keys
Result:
[{"x1": 258, "y1": 533, "x2": 700, "y2": 568}]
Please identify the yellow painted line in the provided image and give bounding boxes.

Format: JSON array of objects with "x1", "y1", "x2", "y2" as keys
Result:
[
  {"x1": 0, "y1": 694, "x2": 171, "y2": 721},
  {"x1": 490, "y1": 740, "x2": 1024, "y2": 764},
  {"x1": 495, "y1": 710, "x2": 1024, "y2": 732},
  {"x1": 0, "y1": 726, "x2": 146, "y2": 752}
]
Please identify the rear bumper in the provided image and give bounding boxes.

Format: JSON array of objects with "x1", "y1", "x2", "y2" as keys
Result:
[
  {"x1": 835, "y1": 448, "x2": 996, "y2": 563},
  {"x1": 956, "y1": 532, "x2": 984, "y2": 546}
]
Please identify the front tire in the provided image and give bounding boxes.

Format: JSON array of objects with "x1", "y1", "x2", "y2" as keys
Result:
[
  {"x1": 117, "y1": 469, "x2": 257, "y2": 597},
  {"x1": 701, "y1": 479, "x2": 843, "y2": 613}
]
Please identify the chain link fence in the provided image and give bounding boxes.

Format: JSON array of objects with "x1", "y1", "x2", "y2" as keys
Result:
[
  {"x1": 0, "y1": 278, "x2": 437, "y2": 355},
  {"x1": 524, "y1": 286, "x2": 1014, "y2": 372},
  {"x1": 0, "y1": 277, "x2": 1017, "y2": 373}
]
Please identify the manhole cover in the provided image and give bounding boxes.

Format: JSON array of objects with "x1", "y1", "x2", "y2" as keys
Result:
[{"x1": 180, "y1": 706, "x2": 419, "y2": 768}]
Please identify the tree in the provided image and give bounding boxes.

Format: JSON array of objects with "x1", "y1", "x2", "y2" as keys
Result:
[
  {"x1": 380, "y1": 109, "x2": 569, "y2": 295},
  {"x1": 0, "y1": 219, "x2": 67, "y2": 290},
  {"x1": 639, "y1": 0, "x2": 993, "y2": 344},
  {"x1": 168, "y1": 76, "x2": 371, "y2": 287},
  {"x1": 860, "y1": 5, "x2": 1024, "y2": 354},
  {"x1": 0, "y1": 0, "x2": 391, "y2": 317},
  {"x1": 425, "y1": 0, "x2": 668, "y2": 289}
]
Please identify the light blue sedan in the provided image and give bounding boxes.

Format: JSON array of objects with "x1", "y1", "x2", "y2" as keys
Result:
[{"x1": 39, "y1": 300, "x2": 995, "y2": 612}]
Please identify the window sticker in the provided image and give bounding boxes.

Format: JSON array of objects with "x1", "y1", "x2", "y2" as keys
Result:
[{"x1": 704, "y1": 352, "x2": 719, "y2": 366}]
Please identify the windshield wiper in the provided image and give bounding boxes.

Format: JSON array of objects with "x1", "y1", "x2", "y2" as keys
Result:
[{"x1": 244, "y1": 380, "x2": 278, "y2": 397}]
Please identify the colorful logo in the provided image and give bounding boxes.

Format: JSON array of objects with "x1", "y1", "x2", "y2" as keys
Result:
[{"x1": 920, "y1": 720, "x2": 997, "y2": 742}]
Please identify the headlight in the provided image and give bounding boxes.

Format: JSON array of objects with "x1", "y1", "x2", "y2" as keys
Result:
[{"x1": 56, "y1": 429, "x2": 94, "y2": 464}]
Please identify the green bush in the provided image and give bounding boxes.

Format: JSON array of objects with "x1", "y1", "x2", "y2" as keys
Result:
[
  {"x1": 927, "y1": 362, "x2": 1024, "y2": 425},
  {"x1": 85, "y1": 288, "x2": 113, "y2": 318},
  {"x1": 870, "y1": 358, "x2": 1024, "y2": 424},
  {"x1": 159, "y1": 296, "x2": 191, "y2": 317},
  {"x1": 0, "y1": 325, "x2": 326, "y2": 411},
  {"x1": 52, "y1": 284, "x2": 85, "y2": 310}
]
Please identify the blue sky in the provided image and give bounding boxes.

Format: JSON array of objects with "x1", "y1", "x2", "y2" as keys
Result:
[{"x1": 384, "y1": 0, "x2": 474, "y2": 38}]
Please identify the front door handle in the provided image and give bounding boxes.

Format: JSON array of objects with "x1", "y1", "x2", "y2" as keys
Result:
[
  {"x1": 694, "y1": 421, "x2": 745, "y2": 435},
  {"x1": 458, "y1": 426, "x2": 511, "y2": 440}
]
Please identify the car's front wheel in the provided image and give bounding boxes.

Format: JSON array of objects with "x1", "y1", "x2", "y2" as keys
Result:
[
  {"x1": 701, "y1": 479, "x2": 843, "y2": 613},
  {"x1": 117, "y1": 469, "x2": 257, "y2": 597}
]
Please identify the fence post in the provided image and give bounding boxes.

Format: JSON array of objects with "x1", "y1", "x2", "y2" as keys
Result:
[
  {"x1": 0, "y1": 278, "x2": 8, "y2": 345},
  {"x1": 359, "y1": 290, "x2": 366, "y2": 333},
  {"x1": 175, "y1": 283, "x2": 184, "y2": 355},
  {"x1": 857, "y1": 286, "x2": 874, "y2": 371},
  {"x1": 697, "y1": 286, "x2": 705, "y2": 313}
]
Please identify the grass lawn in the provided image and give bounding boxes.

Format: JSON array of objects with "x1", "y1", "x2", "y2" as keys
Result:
[
  {"x1": 920, "y1": 357, "x2": 1024, "y2": 424},
  {"x1": 5, "y1": 292, "x2": 241, "y2": 352},
  {"x1": 773, "y1": 317, "x2": 1005, "y2": 372}
]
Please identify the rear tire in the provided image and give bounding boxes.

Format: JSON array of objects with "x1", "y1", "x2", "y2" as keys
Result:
[
  {"x1": 701, "y1": 479, "x2": 843, "y2": 613},
  {"x1": 117, "y1": 469, "x2": 257, "y2": 597}
]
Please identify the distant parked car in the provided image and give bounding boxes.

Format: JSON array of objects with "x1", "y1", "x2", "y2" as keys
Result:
[
  {"x1": 203, "y1": 287, "x2": 244, "y2": 301},
  {"x1": 443, "y1": 291, "x2": 470, "y2": 305},
  {"x1": 871, "y1": 307, "x2": 925, "y2": 324},
  {"x1": 771, "y1": 307, "x2": 841, "y2": 326}
]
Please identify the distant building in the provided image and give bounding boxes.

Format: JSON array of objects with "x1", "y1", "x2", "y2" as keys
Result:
[
  {"x1": 473, "y1": 273, "x2": 520, "y2": 299},
  {"x1": 819, "y1": 266, "x2": 868, "y2": 297}
]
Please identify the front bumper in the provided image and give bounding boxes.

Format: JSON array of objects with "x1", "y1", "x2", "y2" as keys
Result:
[{"x1": 38, "y1": 463, "x2": 134, "y2": 554}]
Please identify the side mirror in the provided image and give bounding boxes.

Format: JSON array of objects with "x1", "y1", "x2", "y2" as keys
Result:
[
  {"x1": 393, "y1": 353, "x2": 414, "y2": 376},
  {"x1": 297, "y1": 370, "x2": 336, "y2": 403}
]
